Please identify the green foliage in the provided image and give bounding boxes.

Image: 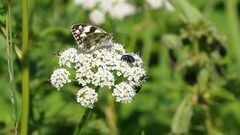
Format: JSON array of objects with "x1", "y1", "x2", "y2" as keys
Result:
[{"x1": 0, "y1": 0, "x2": 240, "y2": 135}]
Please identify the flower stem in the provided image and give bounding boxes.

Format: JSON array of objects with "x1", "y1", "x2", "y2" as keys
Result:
[
  {"x1": 20, "y1": 0, "x2": 29, "y2": 134},
  {"x1": 73, "y1": 108, "x2": 91, "y2": 135},
  {"x1": 73, "y1": 86, "x2": 100, "y2": 135},
  {"x1": 105, "y1": 93, "x2": 118, "y2": 135}
]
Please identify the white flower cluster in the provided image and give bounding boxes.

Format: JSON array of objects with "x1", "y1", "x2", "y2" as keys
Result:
[
  {"x1": 73, "y1": 0, "x2": 174, "y2": 24},
  {"x1": 146, "y1": 0, "x2": 175, "y2": 11},
  {"x1": 74, "y1": 0, "x2": 136, "y2": 24},
  {"x1": 76, "y1": 87, "x2": 98, "y2": 108},
  {"x1": 59, "y1": 48, "x2": 78, "y2": 68},
  {"x1": 50, "y1": 68, "x2": 71, "y2": 90},
  {"x1": 50, "y1": 42, "x2": 146, "y2": 108},
  {"x1": 112, "y1": 82, "x2": 136, "y2": 103}
]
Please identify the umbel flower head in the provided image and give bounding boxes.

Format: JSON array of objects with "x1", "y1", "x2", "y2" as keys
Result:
[
  {"x1": 50, "y1": 42, "x2": 146, "y2": 108},
  {"x1": 50, "y1": 68, "x2": 71, "y2": 90},
  {"x1": 146, "y1": 0, "x2": 175, "y2": 11},
  {"x1": 73, "y1": 0, "x2": 174, "y2": 25},
  {"x1": 76, "y1": 87, "x2": 98, "y2": 108},
  {"x1": 74, "y1": 0, "x2": 136, "y2": 24}
]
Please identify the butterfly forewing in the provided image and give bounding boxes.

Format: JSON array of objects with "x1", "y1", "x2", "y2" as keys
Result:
[{"x1": 71, "y1": 24, "x2": 112, "y2": 52}]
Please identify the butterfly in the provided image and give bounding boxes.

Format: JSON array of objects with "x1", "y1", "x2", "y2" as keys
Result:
[{"x1": 71, "y1": 24, "x2": 113, "y2": 52}]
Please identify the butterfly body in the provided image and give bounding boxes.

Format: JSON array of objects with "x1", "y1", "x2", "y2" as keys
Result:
[{"x1": 71, "y1": 24, "x2": 113, "y2": 52}]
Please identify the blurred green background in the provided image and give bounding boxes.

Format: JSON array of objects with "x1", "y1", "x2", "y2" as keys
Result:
[{"x1": 1, "y1": 0, "x2": 240, "y2": 135}]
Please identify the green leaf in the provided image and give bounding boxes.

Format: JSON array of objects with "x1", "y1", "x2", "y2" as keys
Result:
[
  {"x1": 14, "y1": 45, "x2": 22, "y2": 60},
  {"x1": 171, "y1": 95, "x2": 194, "y2": 134},
  {"x1": 162, "y1": 34, "x2": 182, "y2": 49},
  {"x1": 171, "y1": 0, "x2": 202, "y2": 23}
]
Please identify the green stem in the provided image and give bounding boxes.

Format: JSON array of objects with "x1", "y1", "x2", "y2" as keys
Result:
[
  {"x1": 202, "y1": 105, "x2": 213, "y2": 135},
  {"x1": 73, "y1": 108, "x2": 91, "y2": 135},
  {"x1": 142, "y1": 6, "x2": 153, "y2": 70},
  {"x1": 128, "y1": 26, "x2": 139, "y2": 52},
  {"x1": 6, "y1": 0, "x2": 19, "y2": 134},
  {"x1": 105, "y1": 93, "x2": 118, "y2": 135},
  {"x1": 142, "y1": 30, "x2": 152, "y2": 70},
  {"x1": 225, "y1": 0, "x2": 240, "y2": 65},
  {"x1": 20, "y1": 0, "x2": 29, "y2": 134},
  {"x1": 73, "y1": 87, "x2": 100, "y2": 135}
]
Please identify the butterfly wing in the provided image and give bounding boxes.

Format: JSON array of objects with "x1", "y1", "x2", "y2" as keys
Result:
[
  {"x1": 71, "y1": 24, "x2": 113, "y2": 52},
  {"x1": 71, "y1": 24, "x2": 106, "y2": 45},
  {"x1": 83, "y1": 33, "x2": 113, "y2": 51}
]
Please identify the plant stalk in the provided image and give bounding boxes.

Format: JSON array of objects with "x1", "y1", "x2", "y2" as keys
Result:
[
  {"x1": 105, "y1": 93, "x2": 118, "y2": 135},
  {"x1": 6, "y1": 0, "x2": 19, "y2": 134},
  {"x1": 73, "y1": 86, "x2": 100, "y2": 135},
  {"x1": 73, "y1": 108, "x2": 91, "y2": 135},
  {"x1": 20, "y1": 0, "x2": 29, "y2": 134},
  {"x1": 225, "y1": 0, "x2": 240, "y2": 65}
]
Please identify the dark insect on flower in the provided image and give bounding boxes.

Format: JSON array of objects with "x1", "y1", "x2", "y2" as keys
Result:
[
  {"x1": 52, "y1": 50, "x2": 61, "y2": 56},
  {"x1": 139, "y1": 75, "x2": 145, "y2": 82},
  {"x1": 121, "y1": 53, "x2": 140, "y2": 63},
  {"x1": 47, "y1": 79, "x2": 51, "y2": 82},
  {"x1": 71, "y1": 24, "x2": 113, "y2": 52},
  {"x1": 134, "y1": 85, "x2": 142, "y2": 93}
]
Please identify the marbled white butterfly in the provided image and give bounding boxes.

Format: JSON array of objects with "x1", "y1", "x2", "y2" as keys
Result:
[{"x1": 71, "y1": 24, "x2": 113, "y2": 52}]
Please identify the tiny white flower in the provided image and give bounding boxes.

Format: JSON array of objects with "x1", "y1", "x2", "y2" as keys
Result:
[
  {"x1": 146, "y1": 0, "x2": 175, "y2": 11},
  {"x1": 50, "y1": 68, "x2": 71, "y2": 90},
  {"x1": 109, "y1": 2, "x2": 136, "y2": 20},
  {"x1": 114, "y1": 61, "x2": 131, "y2": 77},
  {"x1": 76, "y1": 86, "x2": 98, "y2": 108},
  {"x1": 112, "y1": 82, "x2": 136, "y2": 103},
  {"x1": 92, "y1": 67, "x2": 115, "y2": 88},
  {"x1": 59, "y1": 48, "x2": 78, "y2": 68},
  {"x1": 75, "y1": 0, "x2": 136, "y2": 23},
  {"x1": 99, "y1": 0, "x2": 113, "y2": 12},
  {"x1": 89, "y1": 10, "x2": 105, "y2": 25},
  {"x1": 146, "y1": 0, "x2": 163, "y2": 9},
  {"x1": 75, "y1": 67, "x2": 94, "y2": 86},
  {"x1": 132, "y1": 54, "x2": 144, "y2": 66},
  {"x1": 75, "y1": 53, "x2": 92, "y2": 69},
  {"x1": 127, "y1": 67, "x2": 146, "y2": 84},
  {"x1": 164, "y1": 0, "x2": 175, "y2": 11},
  {"x1": 91, "y1": 49, "x2": 118, "y2": 68},
  {"x1": 74, "y1": 0, "x2": 99, "y2": 9},
  {"x1": 111, "y1": 43, "x2": 125, "y2": 54}
]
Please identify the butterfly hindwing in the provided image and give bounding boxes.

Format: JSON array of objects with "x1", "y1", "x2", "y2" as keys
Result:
[
  {"x1": 71, "y1": 24, "x2": 112, "y2": 52},
  {"x1": 84, "y1": 33, "x2": 112, "y2": 50}
]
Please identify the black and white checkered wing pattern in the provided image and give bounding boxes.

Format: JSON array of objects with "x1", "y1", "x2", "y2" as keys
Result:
[
  {"x1": 71, "y1": 24, "x2": 106, "y2": 45},
  {"x1": 71, "y1": 24, "x2": 113, "y2": 52}
]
